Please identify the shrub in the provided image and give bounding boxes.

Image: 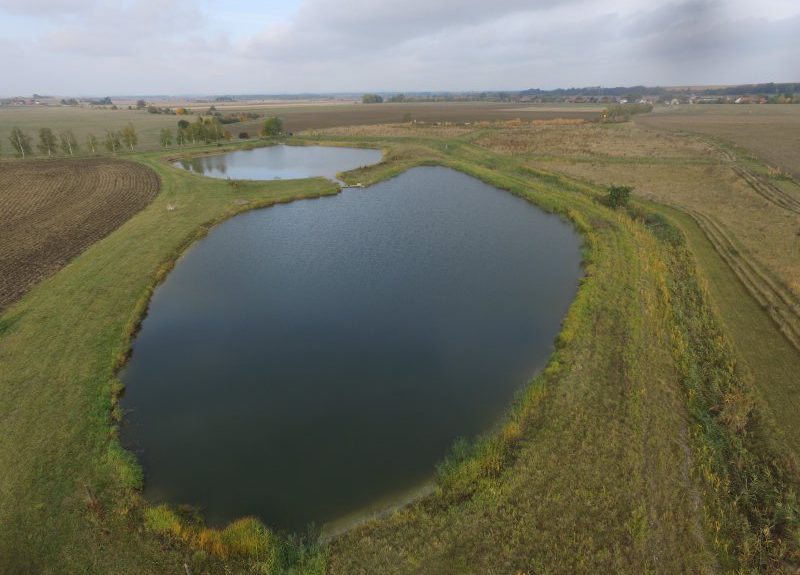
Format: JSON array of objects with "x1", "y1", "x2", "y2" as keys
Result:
[{"x1": 606, "y1": 185, "x2": 632, "y2": 209}]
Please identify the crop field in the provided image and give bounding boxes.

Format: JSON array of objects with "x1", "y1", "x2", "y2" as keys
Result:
[
  {"x1": 0, "y1": 158, "x2": 160, "y2": 309},
  {"x1": 636, "y1": 104, "x2": 800, "y2": 180},
  {"x1": 1, "y1": 109, "x2": 799, "y2": 574},
  {"x1": 0, "y1": 102, "x2": 602, "y2": 157},
  {"x1": 235, "y1": 102, "x2": 602, "y2": 136},
  {"x1": 0, "y1": 106, "x2": 184, "y2": 154}
]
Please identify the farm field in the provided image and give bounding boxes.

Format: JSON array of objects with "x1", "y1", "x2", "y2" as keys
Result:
[
  {"x1": 0, "y1": 102, "x2": 603, "y2": 158},
  {"x1": 0, "y1": 158, "x2": 160, "y2": 309},
  {"x1": 636, "y1": 104, "x2": 800, "y2": 180},
  {"x1": 0, "y1": 106, "x2": 184, "y2": 154},
  {"x1": 0, "y1": 118, "x2": 798, "y2": 573}
]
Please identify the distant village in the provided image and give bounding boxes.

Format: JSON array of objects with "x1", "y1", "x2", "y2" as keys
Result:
[{"x1": 2, "y1": 82, "x2": 798, "y2": 108}]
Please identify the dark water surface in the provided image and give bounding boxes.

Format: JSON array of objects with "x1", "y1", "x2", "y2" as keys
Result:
[
  {"x1": 174, "y1": 144, "x2": 382, "y2": 180},
  {"x1": 122, "y1": 166, "x2": 582, "y2": 532}
]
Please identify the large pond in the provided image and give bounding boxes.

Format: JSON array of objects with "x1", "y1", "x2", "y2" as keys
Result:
[
  {"x1": 122, "y1": 166, "x2": 582, "y2": 532},
  {"x1": 174, "y1": 144, "x2": 383, "y2": 180}
]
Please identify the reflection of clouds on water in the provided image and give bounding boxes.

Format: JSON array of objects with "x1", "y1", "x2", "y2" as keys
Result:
[{"x1": 173, "y1": 145, "x2": 382, "y2": 181}]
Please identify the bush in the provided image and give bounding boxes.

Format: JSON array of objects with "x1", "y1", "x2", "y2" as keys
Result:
[
  {"x1": 606, "y1": 185, "x2": 632, "y2": 209},
  {"x1": 260, "y1": 116, "x2": 283, "y2": 137},
  {"x1": 238, "y1": 132, "x2": 250, "y2": 139}
]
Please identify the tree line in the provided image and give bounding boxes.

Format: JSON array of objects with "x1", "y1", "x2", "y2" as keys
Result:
[
  {"x1": 6, "y1": 124, "x2": 138, "y2": 158},
  {"x1": 5, "y1": 115, "x2": 284, "y2": 158}
]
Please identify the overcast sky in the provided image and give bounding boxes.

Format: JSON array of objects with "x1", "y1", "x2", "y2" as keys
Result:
[{"x1": 0, "y1": 0, "x2": 797, "y2": 96}]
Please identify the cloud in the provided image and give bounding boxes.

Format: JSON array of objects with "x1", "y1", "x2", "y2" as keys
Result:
[
  {"x1": 0, "y1": 0, "x2": 93, "y2": 16},
  {"x1": 0, "y1": 0, "x2": 797, "y2": 95}
]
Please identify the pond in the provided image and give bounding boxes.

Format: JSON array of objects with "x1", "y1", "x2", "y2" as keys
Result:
[
  {"x1": 174, "y1": 144, "x2": 383, "y2": 180},
  {"x1": 121, "y1": 166, "x2": 583, "y2": 532}
]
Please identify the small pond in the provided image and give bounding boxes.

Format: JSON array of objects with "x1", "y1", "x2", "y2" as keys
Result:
[
  {"x1": 174, "y1": 144, "x2": 382, "y2": 180},
  {"x1": 122, "y1": 166, "x2": 583, "y2": 532}
]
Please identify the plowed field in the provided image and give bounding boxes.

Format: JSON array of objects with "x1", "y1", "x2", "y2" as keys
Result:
[{"x1": 0, "y1": 158, "x2": 159, "y2": 308}]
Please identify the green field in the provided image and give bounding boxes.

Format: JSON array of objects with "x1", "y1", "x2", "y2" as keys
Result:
[{"x1": 1, "y1": 118, "x2": 798, "y2": 573}]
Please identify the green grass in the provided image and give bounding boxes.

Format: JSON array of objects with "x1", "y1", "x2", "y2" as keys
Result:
[
  {"x1": 646, "y1": 202, "x2": 800, "y2": 455},
  {"x1": 0, "y1": 130, "x2": 798, "y2": 573}
]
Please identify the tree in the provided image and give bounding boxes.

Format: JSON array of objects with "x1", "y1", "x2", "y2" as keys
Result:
[
  {"x1": 188, "y1": 118, "x2": 205, "y2": 143},
  {"x1": 37, "y1": 127, "x2": 57, "y2": 156},
  {"x1": 159, "y1": 128, "x2": 173, "y2": 148},
  {"x1": 86, "y1": 133, "x2": 98, "y2": 153},
  {"x1": 8, "y1": 127, "x2": 33, "y2": 158},
  {"x1": 104, "y1": 130, "x2": 121, "y2": 153},
  {"x1": 59, "y1": 130, "x2": 79, "y2": 156},
  {"x1": 136, "y1": 99, "x2": 146, "y2": 109},
  {"x1": 175, "y1": 128, "x2": 186, "y2": 146},
  {"x1": 606, "y1": 185, "x2": 632, "y2": 209},
  {"x1": 120, "y1": 123, "x2": 138, "y2": 151},
  {"x1": 362, "y1": 93, "x2": 383, "y2": 104},
  {"x1": 206, "y1": 117, "x2": 223, "y2": 142},
  {"x1": 260, "y1": 116, "x2": 283, "y2": 137}
]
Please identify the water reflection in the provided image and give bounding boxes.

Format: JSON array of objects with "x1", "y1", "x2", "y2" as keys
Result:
[{"x1": 174, "y1": 144, "x2": 382, "y2": 180}]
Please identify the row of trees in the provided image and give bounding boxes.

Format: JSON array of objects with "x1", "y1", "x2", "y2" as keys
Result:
[
  {"x1": 6, "y1": 124, "x2": 139, "y2": 158},
  {"x1": 6, "y1": 115, "x2": 284, "y2": 157}
]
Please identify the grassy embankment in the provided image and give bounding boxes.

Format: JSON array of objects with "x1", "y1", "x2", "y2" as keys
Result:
[
  {"x1": 0, "y1": 131, "x2": 798, "y2": 573},
  {"x1": 466, "y1": 117, "x2": 800, "y2": 456}
]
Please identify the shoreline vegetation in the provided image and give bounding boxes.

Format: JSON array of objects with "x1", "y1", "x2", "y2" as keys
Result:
[{"x1": 1, "y1": 124, "x2": 799, "y2": 573}]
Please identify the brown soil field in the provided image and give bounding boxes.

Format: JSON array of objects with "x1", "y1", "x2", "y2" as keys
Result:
[
  {"x1": 636, "y1": 105, "x2": 800, "y2": 180},
  {"x1": 237, "y1": 102, "x2": 602, "y2": 135},
  {"x1": 0, "y1": 158, "x2": 160, "y2": 309}
]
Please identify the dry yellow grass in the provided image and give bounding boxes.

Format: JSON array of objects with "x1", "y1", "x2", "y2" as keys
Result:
[
  {"x1": 469, "y1": 121, "x2": 800, "y2": 301},
  {"x1": 473, "y1": 120, "x2": 715, "y2": 159},
  {"x1": 546, "y1": 161, "x2": 800, "y2": 296},
  {"x1": 637, "y1": 105, "x2": 800, "y2": 180}
]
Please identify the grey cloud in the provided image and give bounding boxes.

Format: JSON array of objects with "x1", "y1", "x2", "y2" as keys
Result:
[
  {"x1": 245, "y1": 0, "x2": 585, "y2": 60},
  {"x1": 0, "y1": 0, "x2": 94, "y2": 16},
  {"x1": 623, "y1": 1, "x2": 800, "y2": 82},
  {"x1": 42, "y1": 0, "x2": 206, "y2": 57},
  {"x1": 0, "y1": 0, "x2": 797, "y2": 95}
]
